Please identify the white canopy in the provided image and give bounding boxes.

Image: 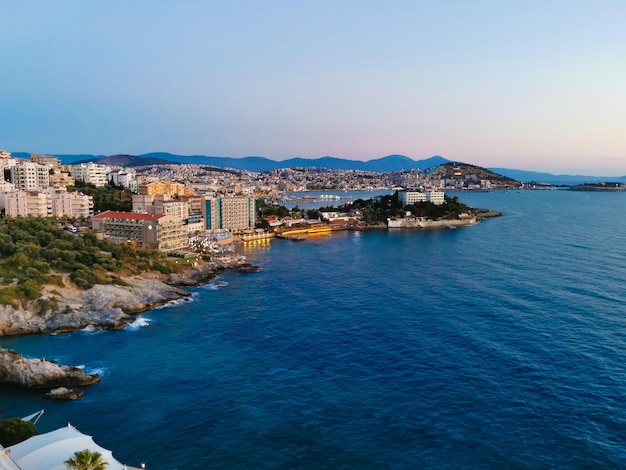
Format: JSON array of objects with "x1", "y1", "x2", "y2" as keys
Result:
[{"x1": 6, "y1": 424, "x2": 126, "y2": 470}]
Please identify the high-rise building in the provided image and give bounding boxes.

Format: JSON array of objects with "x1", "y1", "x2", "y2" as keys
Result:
[{"x1": 199, "y1": 196, "x2": 256, "y2": 231}]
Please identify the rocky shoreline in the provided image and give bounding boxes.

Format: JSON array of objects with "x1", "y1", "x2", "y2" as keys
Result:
[
  {"x1": 0, "y1": 348, "x2": 101, "y2": 399},
  {"x1": 0, "y1": 258, "x2": 258, "y2": 398}
]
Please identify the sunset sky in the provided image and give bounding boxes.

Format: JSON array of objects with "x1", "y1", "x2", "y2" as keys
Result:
[{"x1": 2, "y1": 1, "x2": 625, "y2": 175}]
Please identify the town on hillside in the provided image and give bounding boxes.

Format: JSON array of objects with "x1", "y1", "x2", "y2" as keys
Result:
[{"x1": 0, "y1": 150, "x2": 513, "y2": 253}]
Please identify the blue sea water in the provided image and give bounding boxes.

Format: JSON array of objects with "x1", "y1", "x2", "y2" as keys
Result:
[{"x1": 2, "y1": 190, "x2": 626, "y2": 469}]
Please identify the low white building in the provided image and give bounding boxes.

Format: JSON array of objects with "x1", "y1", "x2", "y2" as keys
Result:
[
  {"x1": 398, "y1": 190, "x2": 445, "y2": 206},
  {"x1": 426, "y1": 190, "x2": 445, "y2": 205}
]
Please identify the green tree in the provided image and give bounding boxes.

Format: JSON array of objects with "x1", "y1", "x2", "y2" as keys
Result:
[
  {"x1": 0, "y1": 417, "x2": 38, "y2": 447},
  {"x1": 64, "y1": 449, "x2": 109, "y2": 470}
]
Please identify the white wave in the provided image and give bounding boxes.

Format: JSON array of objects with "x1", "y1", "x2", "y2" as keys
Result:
[
  {"x1": 153, "y1": 296, "x2": 194, "y2": 310},
  {"x1": 125, "y1": 316, "x2": 152, "y2": 330},
  {"x1": 85, "y1": 366, "x2": 108, "y2": 377},
  {"x1": 77, "y1": 364, "x2": 108, "y2": 377},
  {"x1": 80, "y1": 325, "x2": 106, "y2": 335},
  {"x1": 202, "y1": 280, "x2": 229, "y2": 290}
]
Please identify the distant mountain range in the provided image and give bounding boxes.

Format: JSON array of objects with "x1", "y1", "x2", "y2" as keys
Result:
[{"x1": 10, "y1": 151, "x2": 626, "y2": 185}]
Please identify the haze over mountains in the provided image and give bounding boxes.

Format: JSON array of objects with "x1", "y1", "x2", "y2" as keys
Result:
[{"x1": 10, "y1": 152, "x2": 626, "y2": 185}]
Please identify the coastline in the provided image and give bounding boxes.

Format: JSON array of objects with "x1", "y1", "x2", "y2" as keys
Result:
[
  {"x1": 0, "y1": 211, "x2": 500, "y2": 397},
  {"x1": 0, "y1": 257, "x2": 257, "y2": 398}
]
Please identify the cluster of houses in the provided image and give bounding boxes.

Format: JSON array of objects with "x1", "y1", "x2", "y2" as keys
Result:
[{"x1": 0, "y1": 151, "x2": 257, "y2": 254}]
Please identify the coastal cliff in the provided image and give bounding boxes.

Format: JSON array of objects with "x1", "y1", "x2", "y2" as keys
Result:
[
  {"x1": 0, "y1": 348, "x2": 100, "y2": 390},
  {"x1": 0, "y1": 274, "x2": 190, "y2": 336},
  {"x1": 0, "y1": 257, "x2": 258, "y2": 337}
]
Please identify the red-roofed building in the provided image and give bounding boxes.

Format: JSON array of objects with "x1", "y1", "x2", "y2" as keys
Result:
[{"x1": 91, "y1": 210, "x2": 189, "y2": 252}]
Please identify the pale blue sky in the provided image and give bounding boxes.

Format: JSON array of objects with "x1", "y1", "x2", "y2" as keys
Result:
[{"x1": 1, "y1": 1, "x2": 625, "y2": 175}]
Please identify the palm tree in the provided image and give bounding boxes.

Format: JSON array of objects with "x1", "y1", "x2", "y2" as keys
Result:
[{"x1": 64, "y1": 449, "x2": 109, "y2": 470}]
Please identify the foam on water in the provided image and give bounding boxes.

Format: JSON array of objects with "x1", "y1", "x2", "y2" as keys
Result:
[
  {"x1": 153, "y1": 296, "x2": 195, "y2": 310},
  {"x1": 79, "y1": 325, "x2": 108, "y2": 335},
  {"x1": 125, "y1": 316, "x2": 152, "y2": 330},
  {"x1": 202, "y1": 279, "x2": 229, "y2": 290}
]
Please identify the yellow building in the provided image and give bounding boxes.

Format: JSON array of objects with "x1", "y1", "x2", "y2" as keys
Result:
[{"x1": 138, "y1": 181, "x2": 195, "y2": 197}]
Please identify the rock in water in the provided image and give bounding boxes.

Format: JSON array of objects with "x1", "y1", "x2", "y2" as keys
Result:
[
  {"x1": 0, "y1": 348, "x2": 101, "y2": 389},
  {"x1": 44, "y1": 387, "x2": 85, "y2": 400}
]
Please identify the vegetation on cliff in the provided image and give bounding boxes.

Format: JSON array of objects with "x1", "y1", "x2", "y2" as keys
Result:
[{"x1": 0, "y1": 217, "x2": 186, "y2": 310}]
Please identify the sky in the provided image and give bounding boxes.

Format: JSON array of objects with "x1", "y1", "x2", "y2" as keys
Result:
[{"x1": 1, "y1": 1, "x2": 625, "y2": 176}]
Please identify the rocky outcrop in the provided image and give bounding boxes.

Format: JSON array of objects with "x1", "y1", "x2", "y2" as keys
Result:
[
  {"x1": 80, "y1": 275, "x2": 190, "y2": 315},
  {"x1": 0, "y1": 303, "x2": 133, "y2": 336},
  {"x1": 0, "y1": 348, "x2": 100, "y2": 390},
  {"x1": 0, "y1": 274, "x2": 191, "y2": 336},
  {"x1": 45, "y1": 387, "x2": 84, "y2": 400}
]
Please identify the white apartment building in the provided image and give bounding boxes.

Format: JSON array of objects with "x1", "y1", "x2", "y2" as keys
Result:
[
  {"x1": 5, "y1": 191, "x2": 51, "y2": 217},
  {"x1": 425, "y1": 190, "x2": 445, "y2": 205},
  {"x1": 46, "y1": 187, "x2": 94, "y2": 218},
  {"x1": 0, "y1": 149, "x2": 18, "y2": 171},
  {"x1": 70, "y1": 163, "x2": 109, "y2": 187},
  {"x1": 108, "y1": 169, "x2": 138, "y2": 192},
  {"x1": 398, "y1": 190, "x2": 427, "y2": 206},
  {"x1": 10, "y1": 161, "x2": 50, "y2": 190},
  {"x1": 4, "y1": 188, "x2": 93, "y2": 218},
  {"x1": 398, "y1": 190, "x2": 445, "y2": 206},
  {"x1": 0, "y1": 157, "x2": 19, "y2": 171},
  {"x1": 0, "y1": 181, "x2": 15, "y2": 210}
]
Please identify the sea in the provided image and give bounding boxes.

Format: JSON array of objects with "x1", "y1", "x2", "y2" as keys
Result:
[{"x1": 2, "y1": 189, "x2": 626, "y2": 469}]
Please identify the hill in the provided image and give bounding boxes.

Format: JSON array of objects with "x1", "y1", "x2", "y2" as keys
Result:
[
  {"x1": 42, "y1": 152, "x2": 450, "y2": 172},
  {"x1": 430, "y1": 162, "x2": 518, "y2": 188},
  {"x1": 80, "y1": 154, "x2": 173, "y2": 167}
]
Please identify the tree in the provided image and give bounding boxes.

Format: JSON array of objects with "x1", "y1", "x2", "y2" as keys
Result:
[
  {"x1": 64, "y1": 449, "x2": 109, "y2": 470},
  {"x1": 0, "y1": 417, "x2": 38, "y2": 447}
]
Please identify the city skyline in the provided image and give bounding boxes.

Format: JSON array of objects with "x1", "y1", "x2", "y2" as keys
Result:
[{"x1": 2, "y1": 1, "x2": 625, "y2": 176}]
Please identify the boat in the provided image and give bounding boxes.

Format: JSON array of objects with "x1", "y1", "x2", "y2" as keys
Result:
[{"x1": 277, "y1": 225, "x2": 332, "y2": 239}]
